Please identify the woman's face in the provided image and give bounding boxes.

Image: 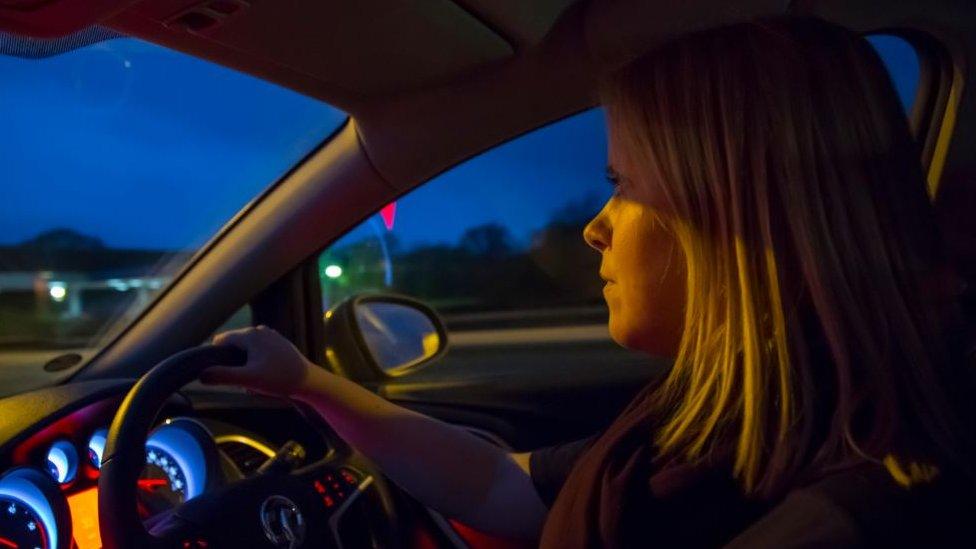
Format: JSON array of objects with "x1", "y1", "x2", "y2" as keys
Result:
[{"x1": 583, "y1": 157, "x2": 686, "y2": 358}]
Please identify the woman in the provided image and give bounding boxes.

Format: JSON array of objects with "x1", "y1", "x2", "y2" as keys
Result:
[{"x1": 203, "y1": 16, "x2": 976, "y2": 547}]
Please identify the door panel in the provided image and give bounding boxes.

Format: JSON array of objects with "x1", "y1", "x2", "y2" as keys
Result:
[{"x1": 377, "y1": 333, "x2": 666, "y2": 450}]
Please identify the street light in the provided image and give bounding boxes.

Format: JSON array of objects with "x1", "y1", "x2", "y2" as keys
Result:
[
  {"x1": 49, "y1": 282, "x2": 67, "y2": 302},
  {"x1": 324, "y1": 265, "x2": 343, "y2": 279}
]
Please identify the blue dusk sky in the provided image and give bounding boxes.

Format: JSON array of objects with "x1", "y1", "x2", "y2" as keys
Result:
[{"x1": 0, "y1": 34, "x2": 917, "y2": 252}]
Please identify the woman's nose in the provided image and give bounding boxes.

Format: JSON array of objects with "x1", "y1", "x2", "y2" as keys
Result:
[{"x1": 583, "y1": 209, "x2": 610, "y2": 252}]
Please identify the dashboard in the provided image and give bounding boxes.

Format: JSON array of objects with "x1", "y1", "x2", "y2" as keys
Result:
[
  {"x1": 0, "y1": 377, "x2": 499, "y2": 549},
  {"x1": 0, "y1": 380, "x2": 331, "y2": 549}
]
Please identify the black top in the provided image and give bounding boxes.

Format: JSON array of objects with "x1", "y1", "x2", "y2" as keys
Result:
[
  {"x1": 531, "y1": 436, "x2": 975, "y2": 547},
  {"x1": 529, "y1": 434, "x2": 599, "y2": 507}
]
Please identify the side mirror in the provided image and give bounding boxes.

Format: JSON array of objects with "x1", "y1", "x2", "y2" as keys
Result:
[{"x1": 323, "y1": 293, "x2": 448, "y2": 382}]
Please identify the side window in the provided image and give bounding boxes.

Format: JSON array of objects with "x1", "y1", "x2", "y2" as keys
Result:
[
  {"x1": 318, "y1": 41, "x2": 926, "y2": 376},
  {"x1": 213, "y1": 305, "x2": 253, "y2": 333},
  {"x1": 866, "y1": 34, "x2": 921, "y2": 115},
  {"x1": 319, "y1": 109, "x2": 611, "y2": 347}
]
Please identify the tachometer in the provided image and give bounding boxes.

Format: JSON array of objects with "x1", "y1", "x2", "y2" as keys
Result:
[
  {"x1": 0, "y1": 495, "x2": 47, "y2": 549},
  {"x1": 0, "y1": 468, "x2": 70, "y2": 549}
]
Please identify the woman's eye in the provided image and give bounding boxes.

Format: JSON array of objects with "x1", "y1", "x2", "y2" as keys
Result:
[
  {"x1": 606, "y1": 169, "x2": 632, "y2": 199},
  {"x1": 605, "y1": 167, "x2": 622, "y2": 194}
]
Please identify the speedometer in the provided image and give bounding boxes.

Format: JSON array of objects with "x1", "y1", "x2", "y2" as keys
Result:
[
  {"x1": 139, "y1": 446, "x2": 189, "y2": 515},
  {"x1": 137, "y1": 418, "x2": 219, "y2": 517}
]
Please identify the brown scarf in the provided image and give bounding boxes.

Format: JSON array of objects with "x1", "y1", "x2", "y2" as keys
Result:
[{"x1": 539, "y1": 382, "x2": 766, "y2": 548}]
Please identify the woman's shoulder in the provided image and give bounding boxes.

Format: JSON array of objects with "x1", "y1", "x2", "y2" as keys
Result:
[{"x1": 726, "y1": 464, "x2": 976, "y2": 548}]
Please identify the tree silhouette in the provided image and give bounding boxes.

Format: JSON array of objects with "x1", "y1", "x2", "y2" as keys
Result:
[
  {"x1": 321, "y1": 196, "x2": 609, "y2": 314},
  {"x1": 18, "y1": 228, "x2": 105, "y2": 251},
  {"x1": 458, "y1": 223, "x2": 515, "y2": 260}
]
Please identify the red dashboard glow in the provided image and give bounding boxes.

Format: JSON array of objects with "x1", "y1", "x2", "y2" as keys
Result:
[{"x1": 66, "y1": 487, "x2": 101, "y2": 549}]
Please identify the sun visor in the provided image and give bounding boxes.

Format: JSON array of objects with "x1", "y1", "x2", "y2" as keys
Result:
[
  {"x1": 451, "y1": 0, "x2": 580, "y2": 46},
  {"x1": 118, "y1": 0, "x2": 513, "y2": 97}
]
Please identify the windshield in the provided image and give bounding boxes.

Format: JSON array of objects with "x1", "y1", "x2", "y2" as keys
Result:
[{"x1": 0, "y1": 30, "x2": 345, "y2": 396}]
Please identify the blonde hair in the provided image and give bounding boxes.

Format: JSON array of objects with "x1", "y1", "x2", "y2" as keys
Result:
[{"x1": 601, "y1": 17, "x2": 974, "y2": 496}]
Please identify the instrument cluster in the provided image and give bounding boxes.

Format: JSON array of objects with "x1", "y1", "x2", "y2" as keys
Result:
[{"x1": 0, "y1": 417, "x2": 221, "y2": 549}]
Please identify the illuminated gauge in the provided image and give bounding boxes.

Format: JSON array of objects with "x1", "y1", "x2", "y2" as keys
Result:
[
  {"x1": 86, "y1": 429, "x2": 107, "y2": 469},
  {"x1": 0, "y1": 468, "x2": 71, "y2": 549},
  {"x1": 44, "y1": 441, "x2": 78, "y2": 485},
  {"x1": 141, "y1": 446, "x2": 189, "y2": 513},
  {"x1": 138, "y1": 418, "x2": 218, "y2": 517},
  {"x1": 0, "y1": 495, "x2": 48, "y2": 549}
]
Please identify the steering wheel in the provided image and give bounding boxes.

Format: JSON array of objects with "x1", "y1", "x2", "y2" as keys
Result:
[{"x1": 98, "y1": 345, "x2": 403, "y2": 549}]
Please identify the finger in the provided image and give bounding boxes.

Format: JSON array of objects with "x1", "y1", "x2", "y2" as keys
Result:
[
  {"x1": 244, "y1": 387, "x2": 276, "y2": 397},
  {"x1": 216, "y1": 324, "x2": 261, "y2": 339},
  {"x1": 212, "y1": 327, "x2": 256, "y2": 348}
]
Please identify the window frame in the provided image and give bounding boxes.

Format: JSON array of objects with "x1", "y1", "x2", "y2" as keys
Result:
[
  {"x1": 295, "y1": 108, "x2": 609, "y2": 377},
  {"x1": 868, "y1": 29, "x2": 961, "y2": 199}
]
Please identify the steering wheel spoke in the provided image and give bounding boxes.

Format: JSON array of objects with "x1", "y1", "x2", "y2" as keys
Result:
[
  {"x1": 145, "y1": 510, "x2": 209, "y2": 549},
  {"x1": 151, "y1": 472, "x2": 328, "y2": 549}
]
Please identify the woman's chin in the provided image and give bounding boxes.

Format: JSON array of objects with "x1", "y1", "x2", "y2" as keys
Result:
[
  {"x1": 607, "y1": 316, "x2": 639, "y2": 351},
  {"x1": 608, "y1": 316, "x2": 680, "y2": 358}
]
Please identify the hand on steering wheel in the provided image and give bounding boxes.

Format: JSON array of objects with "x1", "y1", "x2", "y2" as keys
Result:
[{"x1": 201, "y1": 326, "x2": 312, "y2": 397}]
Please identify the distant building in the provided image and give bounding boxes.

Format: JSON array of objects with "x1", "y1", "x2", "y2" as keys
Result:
[{"x1": 0, "y1": 229, "x2": 189, "y2": 324}]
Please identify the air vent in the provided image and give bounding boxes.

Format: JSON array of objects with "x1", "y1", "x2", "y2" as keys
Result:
[
  {"x1": 165, "y1": 0, "x2": 249, "y2": 35},
  {"x1": 43, "y1": 352, "x2": 83, "y2": 372}
]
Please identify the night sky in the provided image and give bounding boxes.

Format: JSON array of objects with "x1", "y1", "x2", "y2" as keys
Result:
[
  {"x1": 0, "y1": 34, "x2": 917, "y2": 253},
  {"x1": 0, "y1": 38, "x2": 343, "y2": 250}
]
